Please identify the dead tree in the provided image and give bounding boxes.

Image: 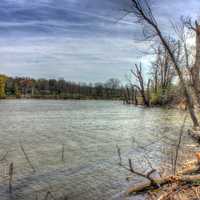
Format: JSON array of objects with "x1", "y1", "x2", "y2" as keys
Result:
[
  {"x1": 125, "y1": 74, "x2": 138, "y2": 105},
  {"x1": 153, "y1": 46, "x2": 175, "y2": 91},
  {"x1": 131, "y1": 63, "x2": 150, "y2": 106},
  {"x1": 172, "y1": 19, "x2": 193, "y2": 81},
  {"x1": 131, "y1": 86, "x2": 135, "y2": 104},
  {"x1": 128, "y1": 0, "x2": 199, "y2": 128},
  {"x1": 123, "y1": 87, "x2": 131, "y2": 104},
  {"x1": 152, "y1": 61, "x2": 158, "y2": 94},
  {"x1": 132, "y1": 86, "x2": 138, "y2": 105}
]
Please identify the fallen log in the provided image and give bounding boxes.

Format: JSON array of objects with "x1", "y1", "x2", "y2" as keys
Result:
[{"x1": 127, "y1": 174, "x2": 200, "y2": 195}]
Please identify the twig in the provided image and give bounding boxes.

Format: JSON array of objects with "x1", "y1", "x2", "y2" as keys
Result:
[
  {"x1": 116, "y1": 145, "x2": 122, "y2": 165},
  {"x1": 19, "y1": 142, "x2": 36, "y2": 173},
  {"x1": 8, "y1": 162, "x2": 14, "y2": 193},
  {"x1": 61, "y1": 144, "x2": 65, "y2": 162},
  {"x1": 129, "y1": 159, "x2": 134, "y2": 172},
  {"x1": 173, "y1": 114, "x2": 187, "y2": 175},
  {"x1": 44, "y1": 191, "x2": 56, "y2": 200},
  {"x1": 123, "y1": 159, "x2": 159, "y2": 188}
]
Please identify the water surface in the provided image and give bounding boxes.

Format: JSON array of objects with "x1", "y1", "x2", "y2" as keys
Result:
[{"x1": 0, "y1": 100, "x2": 190, "y2": 200}]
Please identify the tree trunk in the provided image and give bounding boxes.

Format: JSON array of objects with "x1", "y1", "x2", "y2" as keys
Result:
[
  {"x1": 192, "y1": 23, "x2": 200, "y2": 106},
  {"x1": 134, "y1": 88, "x2": 138, "y2": 105},
  {"x1": 147, "y1": 79, "x2": 151, "y2": 106}
]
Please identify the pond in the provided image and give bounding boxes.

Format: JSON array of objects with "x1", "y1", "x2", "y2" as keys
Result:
[{"x1": 0, "y1": 100, "x2": 191, "y2": 200}]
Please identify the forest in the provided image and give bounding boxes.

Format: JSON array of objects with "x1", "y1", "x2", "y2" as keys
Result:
[{"x1": 0, "y1": 75, "x2": 123, "y2": 100}]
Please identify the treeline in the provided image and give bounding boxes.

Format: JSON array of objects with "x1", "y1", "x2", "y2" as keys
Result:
[{"x1": 0, "y1": 75, "x2": 124, "y2": 100}]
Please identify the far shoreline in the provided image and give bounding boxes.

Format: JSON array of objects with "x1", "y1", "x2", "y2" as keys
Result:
[{"x1": 1, "y1": 96, "x2": 123, "y2": 101}]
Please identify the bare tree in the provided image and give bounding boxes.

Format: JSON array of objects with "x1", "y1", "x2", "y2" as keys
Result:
[
  {"x1": 124, "y1": 86, "x2": 131, "y2": 104},
  {"x1": 182, "y1": 18, "x2": 200, "y2": 106},
  {"x1": 131, "y1": 63, "x2": 150, "y2": 106},
  {"x1": 156, "y1": 46, "x2": 175, "y2": 90},
  {"x1": 127, "y1": 0, "x2": 199, "y2": 127},
  {"x1": 172, "y1": 19, "x2": 193, "y2": 78},
  {"x1": 150, "y1": 45, "x2": 176, "y2": 104}
]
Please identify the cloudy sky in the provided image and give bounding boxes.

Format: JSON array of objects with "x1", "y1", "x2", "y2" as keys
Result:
[{"x1": 0, "y1": 0, "x2": 199, "y2": 82}]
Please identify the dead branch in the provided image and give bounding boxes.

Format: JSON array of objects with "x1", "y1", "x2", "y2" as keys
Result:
[
  {"x1": 19, "y1": 142, "x2": 36, "y2": 173},
  {"x1": 9, "y1": 162, "x2": 14, "y2": 193},
  {"x1": 116, "y1": 145, "x2": 122, "y2": 165},
  {"x1": 61, "y1": 144, "x2": 65, "y2": 162},
  {"x1": 131, "y1": 63, "x2": 150, "y2": 106},
  {"x1": 173, "y1": 114, "x2": 187, "y2": 175},
  {"x1": 122, "y1": 159, "x2": 159, "y2": 188}
]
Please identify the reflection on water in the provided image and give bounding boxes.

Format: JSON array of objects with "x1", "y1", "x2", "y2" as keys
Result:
[{"x1": 0, "y1": 100, "x2": 191, "y2": 200}]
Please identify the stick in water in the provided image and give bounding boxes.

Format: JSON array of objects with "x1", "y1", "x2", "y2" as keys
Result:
[
  {"x1": 9, "y1": 162, "x2": 14, "y2": 193},
  {"x1": 116, "y1": 145, "x2": 122, "y2": 165},
  {"x1": 129, "y1": 159, "x2": 134, "y2": 172},
  {"x1": 61, "y1": 144, "x2": 65, "y2": 162},
  {"x1": 19, "y1": 142, "x2": 36, "y2": 173},
  {"x1": 173, "y1": 114, "x2": 187, "y2": 175}
]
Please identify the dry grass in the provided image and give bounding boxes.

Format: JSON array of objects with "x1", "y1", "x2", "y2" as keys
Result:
[{"x1": 147, "y1": 183, "x2": 200, "y2": 200}]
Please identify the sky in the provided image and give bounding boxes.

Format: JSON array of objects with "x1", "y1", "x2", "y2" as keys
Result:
[{"x1": 0, "y1": 0, "x2": 200, "y2": 83}]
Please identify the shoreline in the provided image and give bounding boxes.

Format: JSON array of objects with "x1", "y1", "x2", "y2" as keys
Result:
[
  {"x1": 1, "y1": 96, "x2": 123, "y2": 101},
  {"x1": 1, "y1": 97, "x2": 187, "y2": 111}
]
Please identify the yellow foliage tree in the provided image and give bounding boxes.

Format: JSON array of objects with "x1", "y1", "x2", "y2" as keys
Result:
[{"x1": 0, "y1": 74, "x2": 7, "y2": 98}]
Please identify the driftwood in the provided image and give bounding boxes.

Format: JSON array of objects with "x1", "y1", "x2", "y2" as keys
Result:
[{"x1": 127, "y1": 174, "x2": 200, "y2": 195}]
